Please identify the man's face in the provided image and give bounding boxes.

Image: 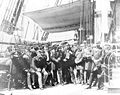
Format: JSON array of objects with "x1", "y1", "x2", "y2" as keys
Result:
[
  {"x1": 37, "y1": 51, "x2": 41, "y2": 57},
  {"x1": 61, "y1": 47, "x2": 64, "y2": 52},
  {"x1": 41, "y1": 49, "x2": 45, "y2": 56},
  {"x1": 44, "y1": 47, "x2": 48, "y2": 51}
]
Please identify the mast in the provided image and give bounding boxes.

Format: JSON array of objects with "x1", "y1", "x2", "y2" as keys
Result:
[{"x1": 92, "y1": 0, "x2": 95, "y2": 43}]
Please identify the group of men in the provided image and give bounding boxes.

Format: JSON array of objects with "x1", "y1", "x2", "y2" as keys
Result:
[{"x1": 9, "y1": 42, "x2": 109, "y2": 90}]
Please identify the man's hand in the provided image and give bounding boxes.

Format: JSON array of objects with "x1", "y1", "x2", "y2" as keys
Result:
[
  {"x1": 63, "y1": 59, "x2": 67, "y2": 62},
  {"x1": 97, "y1": 74, "x2": 101, "y2": 78},
  {"x1": 37, "y1": 68, "x2": 41, "y2": 72}
]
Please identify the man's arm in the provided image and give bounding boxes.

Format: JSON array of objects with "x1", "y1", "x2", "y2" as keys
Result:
[{"x1": 31, "y1": 57, "x2": 37, "y2": 71}]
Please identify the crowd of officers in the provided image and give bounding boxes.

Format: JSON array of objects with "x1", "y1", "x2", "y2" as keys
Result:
[{"x1": 9, "y1": 42, "x2": 113, "y2": 90}]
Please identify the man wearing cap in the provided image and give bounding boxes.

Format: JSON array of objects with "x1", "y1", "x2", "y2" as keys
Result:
[
  {"x1": 86, "y1": 45, "x2": 104, "y2": 89},
  {"x1": 74, "y1": 47, "x2": 84, "y2": 84},
  {"x1": 31, "y1": 48, "x2": 48, "y2": 89},
  {"x1": 50, "y1": 45, "x2": 62, "y2": 85},
  {"x1": 82, "y1": 43, "x2": 93, "y2": 84}
]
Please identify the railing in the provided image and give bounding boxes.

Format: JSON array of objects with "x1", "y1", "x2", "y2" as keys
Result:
[{"x1": 103, "y1": 48, "x2": 120, "y2": 87}]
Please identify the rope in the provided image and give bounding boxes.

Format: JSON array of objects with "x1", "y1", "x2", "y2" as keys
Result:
[
  {"x1": 3, "y1": 0, "x2": 12, "y2": 22},
  {"x1": 0, "y1": 0, "x2": 4, "y2": 8},
  {"x1": 14, "y1": 0, "x2": 25, "y2": 26},
  {"x1": 59, "y1": 0, "x2": 62, "y2": 5},
  {"x1": 24, "y1": 21, "x2": 29, "y2": 39},
  {"x1": 32, "y1": 24, "x2": 37, "y2": 40},
  {"x1": 8, "y1": 0, "x2": 17, "y2": 23},
  {"x1": 6, "y1": 0, "x2": 14, "y2": 22},
  {"x1": 11, "y1": 0, "x2": 20, "y2": 26},
  {"x1": 0, "y1": 0, "x2": 11, "y2": 31},
  {"x1": 36, "y1": 26, "x2": 39, "y2": 41},
  {"x1": 54, "y1": 0, "x2": 60, "y2": 6}
]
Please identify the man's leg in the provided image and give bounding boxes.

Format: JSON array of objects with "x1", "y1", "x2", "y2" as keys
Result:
[
  {"x1": 73, "y1": 67, "x2": 77, "y2": 84},
  {"x1": 93, "y1": 77, "x2": 98, "y2": 86},
  {"x1": 53, "y1": 69, "x2": 58, "y2": 84},
  {"x1": 31, "y1": 73, "x2": 36, "y2": 88},
  {"x1": 58, "y1": 68, "x2": 63, "y2": 84},
  {"x1": 36, "y1": 71, "x2": 43, "y2": 89},
  {"x1": 27, "y1": 72, "x2": 32, "y2": 90},
  {"x1": 80, "y1": 68, "x2": 83, "y2": 84},
  {"x1": 83, "y1": 70, "x2": 87, "y2": 84},
  {"x1": 43, "y1": 70, "x2": 48, "y2": 88},
  {"x1": 62, "y1": 68, "x2": 66, "y2": 83},
  {"x1": 87, "y1": 72, "x2": 96, "y2": 89},
  {"x1": 98, "y1": 76, "x2": 104, "y2": 89}
]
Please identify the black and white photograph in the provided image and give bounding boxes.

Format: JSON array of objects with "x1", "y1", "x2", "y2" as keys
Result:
[{"x1": 0, "y1": 0, "x2": 120, "y2": 95}]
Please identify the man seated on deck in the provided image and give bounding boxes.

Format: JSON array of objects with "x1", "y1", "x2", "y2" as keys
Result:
[
  {"x1": 83, "y1": 44, "x2": 94, "y2": 84},
  {"x1": 86, "y1": 44, "x2": 104, "y2": 89},
  {"x1": 10, "y1": 47, "x2": 30, "y2": 89},
  {"x1": 31, "y1": 46, "x2": 48, "y2": 89}
]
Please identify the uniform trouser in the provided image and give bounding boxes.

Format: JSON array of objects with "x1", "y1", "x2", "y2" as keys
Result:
[
  {"x1": 57, "y1": 68, "x2": 63, "y2": 84},
  {"x1": 36, "y1": 71, "x2": 43, "y2": 88},
  {"x1": 62, "y1": 68, "x2": 71, "y2": 83},
  {"x1": 46, "y1": 72, "x2": 54, "y2": 85},
  {"x1": 74, "y1": 65, "x2": 84, "y2": 84},
  {"x1": 21, "y1": 71, "x2": 28, "y2": 88},
  {"x1": 42, "y1": 69, "x2": 48, "y2": 86},
  {"x1": 73, "y1": 67, "x2": 78, "y2": 83},
  {"x1": 62, "y1": 68, "x2": 67, "y2": 83},
  {"x1": 70, "y1": 67, "x2": 75, "y2": 83},
  {"x1": 84, "y1": 70, "x2": 91, "y2": 83},
  {"x1": 98, "y1": 75, "x2": 104, "y2": 89},
  {"x1": 31, "y1": 73, "x2": 35, "y2": 87},
  {"x1": 13, "y1": 70, "x2": 27, "y2": 88},
  {"x1": 84, "y1": 57, "x2": 93, "y2": 84},
  {"x1": 83, "y1": 70, "x2": 87, "y2": 83},
  {"x1": 53, "y1": 69, "x2": 58, "y2": 83},
  {"x1": 27, "y1": 72, "x2": 32, "y2": 89},
  {"x1": 77, "y1": 69, "x2": 83, "y2": 83},
  {"x1": 31, "y1": 72, "x2": 42, "y2": 88},
  {"x1": 89, "y1": 71, "x2": 98, "y2": 87}
]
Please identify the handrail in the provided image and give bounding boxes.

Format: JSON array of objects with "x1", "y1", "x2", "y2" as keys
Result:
[
  {"x1": 106, "y1": 50, "x2": 120, "y2": 86},
  {"x1": 103, "y1": 50, "x2": 116, "y2": 86}
]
